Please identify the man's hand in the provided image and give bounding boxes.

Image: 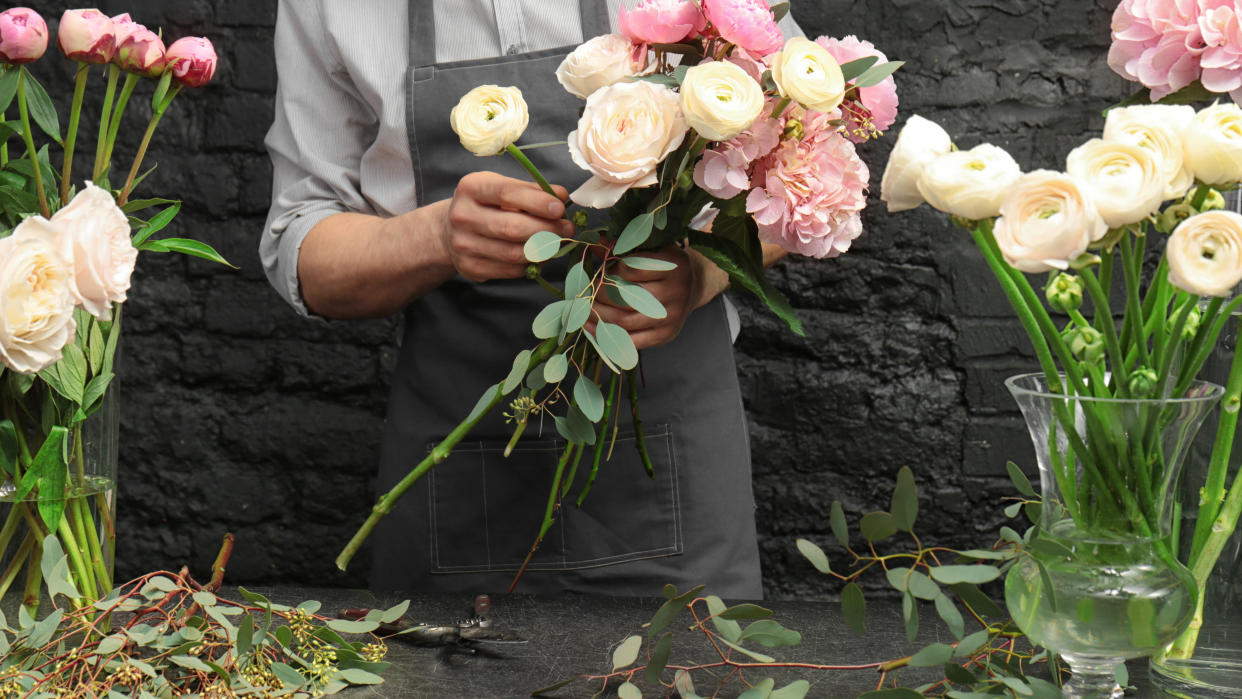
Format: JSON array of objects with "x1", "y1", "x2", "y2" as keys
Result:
[{"x1": 441, "y1": 171, "x2": 573, "y2": 282}]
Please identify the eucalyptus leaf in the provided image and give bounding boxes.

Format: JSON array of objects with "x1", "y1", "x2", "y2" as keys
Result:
[
  {"x1": 339, "y1": 667, "x2": 384, "y2": 685},
  {"x1": 953, "y1": 629, "x2": 990, "y2": 659},
  {"x1": 621, "y1": 255, "x2": 677, "y2": 272},
  {"x1": 718, "y1": 603, "x2": 773, "y2": 621},
  {"x1": 523, "y1": 230, "x2": 563, "y2": 263},
  {"x1": 929, "y1": 565, "x2": 1001, "y2": 585},
  {"x1": 705, "y1": 595, "x2": 741, "y2": 643},
  {"x1": 851, "y1": 61, "x2": 904, "y2": 88},
  {"x1": 648, "y1": 584, "x2": 705, "y2": 638},
  {"x1": 830, "y1": 501, "x2": 849, "y2": 547},
  {"x1": 564, "y1": 262, "x2": 590, "y2": 299},
  {"x1": 611, "y1": 277, "x2": 667, "y2": 319},
  {"x1": 908, "y1": 642, "x2": 954, "y2": 668},
  {"x1": 838, "y1": 56, "x2": 879, "y2": 83},
  {"x1": 859, "y1": 511, "x2": 898, "y2": 541},
  {"x1": 573, "y1": 375, "x2": 605, "y2": 421},
  {"x1": 841, "y1": 582, "x2": 866, "y2": 634},
  {"x1": 269, "y1": 662, "x2": 306, "y2": 689},
  {"x1": 562, "y1": 297, "x2": 591, "y2": 334},
  {"x1": 326, "y1": 618, "x2": 379, "y2": 634},
  {"x1": 543, "y1": 354, "x2": 569, "y2": 383},
  {"x1": 902, "y1": 592, "x2": 919, "y2": 642},
  {"x1": 738, "y1": 619, "x2": 800, "y2": 648},
  {"x1": 771, "y1": 681, "x2": 810, "y2": 699},
  {"x1": 1007, "y1": 461, "x2": 1036, "y2": 497},
  {"x1": 645, "y1": 632, "x2": 673, "y2": 685},
  {"x1": 237, "y1": 613, "x2": 254, "y2": 656},
  {"x1": 934, "y1": 593, "x2": 965, "y2": 639},
  {"x1": 532, "y1": 301, "x2": 567, "y2": 339},
  {"x1": 738, "y1": 678, "x2": 775, "y2": 699},
  {"x1": 617, "y1": 682, "x2": 642, "y2": 699},
  {"x1": 717, "y1": 635, "x2": 776, "y2": 663},
  {"x1": 594, "y1": 322, "x2": 638, "y2": 370},
  {"x1": 891, "y1": 465, "x2": 917, "y2": 531},
  {"x1": 611, "y1": 635, "x2": 642, "y2": 671},
  {"x1": 943, "y1": 663, "x2": 977, "y2": 685},
  {"x1": 501, "y1": 350, "x2": 532, "y2": 394},
  {"x1": 674, "y1": 670, "x2": 702, "y2": 699},
  {"x1": 614, "y1": 212, "x2": 654, "y2": 255},
  {"x1": 465, "y1": 383, "x2": 500, "y2": 424},
  {"x1": 950, "y1": 582, "x2": 1005, "y2": 619}
]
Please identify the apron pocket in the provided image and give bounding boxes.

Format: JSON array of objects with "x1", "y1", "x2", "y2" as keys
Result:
[{"x1": 426, "y1": 425, "x2": 682, "y2": 573}]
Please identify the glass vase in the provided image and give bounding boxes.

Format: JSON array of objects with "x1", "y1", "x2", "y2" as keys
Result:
[{"x1": 1002, "y1": 372, "x2": 1223, "y2": 699}]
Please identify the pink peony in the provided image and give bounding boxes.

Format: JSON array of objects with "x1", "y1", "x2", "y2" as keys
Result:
[
  {"x1": 0, "y1": 8, "x2": 47, "y2": 64},
  {"x1": 1108, "y1": 0, "x2": 1207, "y2": 99},
  {"x1": 815, "y1": 35, "x2": 899, "y2": 141},
  {"x1": 165, "y1": 36, "x2": 217, "y2": 88},
  {"x1": 744, "y1": 112, "x2": 870, "y2": 258},
  {"x1": 618, "y1": 0, "x2": 706, "y2": 45},
  {"x1": 702, "y1": 0, "x2": 784, "y2": 56},
  {"x1": 1199, "y1": 2, "x2": 1242, "y2": 95},
  {"x1": 57, "y1": 9, "x2": 114, "y2": 64},
  {"x1": 693, "y1": 99, "x2": 783, "y2": 198},
  {"x1": 114, "y1": 20, "x2": 165, "y2": 77}
]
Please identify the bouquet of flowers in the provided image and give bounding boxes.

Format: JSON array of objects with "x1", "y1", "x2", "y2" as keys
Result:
[
  {"x1": 0, "y1": 7, "x2": 226, "y2": 614},
  {"x1": 335, "y1": 0, "x2": 902, "y2": 582},
  {"x1": 1108, "y1": 0, "x2": 1242, "y2": 104}
]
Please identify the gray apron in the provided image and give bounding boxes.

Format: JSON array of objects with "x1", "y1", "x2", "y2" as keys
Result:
[{"x1": 370, "y1": 0, "x2": 761, "y2": 597}]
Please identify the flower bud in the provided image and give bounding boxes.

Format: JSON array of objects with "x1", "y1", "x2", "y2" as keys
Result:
[
  {"x1": 782, "y1": 118, "x2": 804, "y2": 141},
  {"x1": 1046, "y1": 273, "x2": 1084, "y2": 313},
  {"x1": 58, "y1": 9, "x2": 114, "y2": 64},
  {"x1": 1066, "y1": 326, "x2": 1106, "y2": 364},
  {"x1": 113, "y1": 18, "x2": 165, "y2": 77},
  {"x1": 1191, "y1": 188, "x2": 1227, "y2": 212},
  {"x1": 1128, "y1": 367, "x2": 1159, "y2": 397},
  {"x1": 0, "y1": 8, "x2": 47, "y2": 64},
  {"x1": 571, "y1": 209, "x2": 589, "y2": 228},
  {"x1": 164, "y1": 36, "x2": 216, "y2": 87},
  {"x1": 1158, "y1": 203, "x2": 1196, "y2": 234},
  {"x1": 1183, "y1": 304, "x2": 1202, "y2": 341}
]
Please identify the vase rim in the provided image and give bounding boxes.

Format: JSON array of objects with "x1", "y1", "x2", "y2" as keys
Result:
[{"x1": 1004, "y1": 371, "x2": 1225, "y2": 404}]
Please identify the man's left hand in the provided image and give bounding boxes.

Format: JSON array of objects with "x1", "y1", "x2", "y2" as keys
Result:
[{"x1": 591, "y1": 245, "x2": 723, "y2": 350}]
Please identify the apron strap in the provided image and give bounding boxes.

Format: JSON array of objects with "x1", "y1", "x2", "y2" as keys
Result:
[{"x1": 410, "y1": 0, "x2": 610, "y2": 69}]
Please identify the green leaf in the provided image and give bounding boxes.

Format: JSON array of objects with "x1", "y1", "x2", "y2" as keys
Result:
[
  {"x1": 170, "y1": 654, "x2": 212, "y2": 672},
  {"x1": 674, "y1": 670, "x2": 702, "y2": 699},
  {"x1": 852, "y1": 61, "x2": 904, "y2": 88},
  {"x1": 327, "y1": 618, "x2": 379, "y2": 634},
  {"x1": 796, "y1": 538, "x2": 831, "y2": 575},
  {"x1": 689, "y1": 231, "x2": 803, "y2": 336},
  {"x1": 269, "y1": 662, "x2": 306, "y2": 689},
  {"x1": 532, "y1": 300, "x2": 567, "y2": 339},
  {"x1": 830, "y1": 501, "x2": 849, "y2": 547},
  {"x1": 611, "y1": 634, "x2": 642, "y2": 671},
  {"x1": 82, "y1": 373, "x2": 114, "y2": 413},
  {"x1": 562, "y1": 297, "x2": 591, "y2": 334},
  {"x1": 39, "y1": 534, "x2": 80, "y2": 602},
  {"x1": 706, "y1": 595, "x2": 742, "y2": 642},
  {"x1": 1007, "y1": 461, "x2": 1037, "y2": 497},
  {"x1": 890, "y1": 466, "x2": 918, "y2": 531},
  {"x1": 87, "y1": 320, "x2": 105, "y2": 374},
  {"x1": 21, "y1": 70, "x2": 60, "y2": 142},
  {"x1": 501, "y1": 349, "x2": 532, "y2": 394},
  {"x1": 237, "y1": 613, "x2": 254, "y2": 656},
  {"x1": 544, "y1": 354, "x2": 568, "y2": 383},
  {"x1": 956, "y1": 549, "x2": 1009, "y2": 561},
  {"x1": 950, "y1": 583, "x2": 1005, "y2": 620},
  {"x1": 465, "y1": 383, "x2": 500, "y2": 424},
  {"x1": 526, "y1": 362, "x2": 547, "y2": 391},
  {"x1": 611, "y1": 277, "x2": 667, "y2": 319},
  {"x1": 594, "y1": 322, "x2": 638, "y2": 370},
  {"x1": 841, "y1": 582, "x2": 866, "y2": 634},
  {"x1": 645, "y1": 632, "x2": 673, "y2": 685},
  {"x1": 0, "y1": 69, "x2": 17, "y2": 114},
  {"x1": 648, "y1": 584, "x2": 705, "y2": 638},
  {"x1": 29, "y1": 427, "x2": 69, "y2": 530},
  {"x1": 839, "y1": 56, "x2": 879, "y2": 83},
  {"x1": 615, "y1": 212, "x2": 654, "y2": 255},
  {"x1": 769, "y1": 1, "x2": 791, "y2": 22},
  {"x1": 857, "y1": 690, "x2": 924, "y2": 699},
  {"x1": 929, "y1": 565, "x2": 1001, "y2": 585},
  {"x1": 339, "y1": 667, "x2": 384, "y2": 685},
  {"x1": 997, "y1": 676, "x2": 1035, "y2": 696},
  {"x1": 378, "y1": 600, "x2": 409, "y2": 624},
  {"x1": 583, "y1": 328, "x2": 619, "y2": 374},
  {"x1": 621, "y1": 255, "x2": 677, "y2": 272},
  {"x1": 908, "y1": 642, "x2": 954, "y2": 668},
  {"x1": 121, "y1": 196, "x2": 178, "y2": 214},
  {"x1": 96, "y1": 633, "x2": 126, "y2": 655},
  {"x1": 618, "y1": 682, "x2": 642, "y2": 699},
  {"x1": 943, "y1": 662, "x2": 977, "y2": 686},
  {"x1": 573, "y1": 375, "x2": 605, "y2": 421},
  {"x1": 718, "y1": 603, "x2": 773, "y2": 621},
  {"x1": 138, "y1": 237, "x2": 234, "y2": 267},
  {"x1": 738, "y1": 679, "x2": 775, "y2": 699},
  {"x1": 717, "y1": 635, "x2": 776, "y2": 663},
  {"x1": 934, "y1": 593, "x2": 965, "y2": 639},
  {"x1": 523, "y1": 230, "x2": 564, "y2": 263},
  {"x1": 631, "y1": 73, "x2": 678, "y2": 87},
  {"x1": 0, "y1": 420, "x2": 17, "y2": 477},
  {"x1": 131, "y1": 202, "x2": 180, "y2": 246},
  {"x1": 859, "y1": 511, "x2": 898, "y2": 541},
  {"x1": 902, "y1": 592, "x2": 919, "y2": 642},
  {"x1": 564, "y1": 261, "x2": 590, "y2": 299},
  {"x1": 554, "y1": 405, "x2": 597, "y2": 445},
  {"x1": 738, "y1": 619, "x2": 800, "y2": 648}
]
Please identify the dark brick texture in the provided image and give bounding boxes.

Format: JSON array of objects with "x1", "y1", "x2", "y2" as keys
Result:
[{"x1": 13, "y1": 1, "x2": 1126, "y2": 598}]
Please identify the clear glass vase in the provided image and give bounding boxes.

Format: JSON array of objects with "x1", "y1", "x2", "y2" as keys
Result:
[{"x1": 1003, "y1": 372, "x2": 1223, "y2": 699}]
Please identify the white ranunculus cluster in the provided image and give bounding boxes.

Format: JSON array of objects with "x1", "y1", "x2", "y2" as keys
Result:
[
  {"x1": 0, "y1": 182, "x2": 135, "y2": 373},
  {"x1": 880, "y1": 103, "x2": 1242, "y2": 291}
]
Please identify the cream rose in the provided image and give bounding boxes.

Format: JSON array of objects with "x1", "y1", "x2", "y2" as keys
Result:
[
  {"x1": 555, "y1": 33, "x2": 650, "y2": 100},
  {"x1": 879, "y1": 115, "x2": 953, "y2": 212},
  {"x1": 1183, "y1": 103, "x2": 1242, "y2": 186},
  {"x1": 0, "y1": 225, "x2": 77, "y2": 373},
  {"x1": 1102, "y1": 104, "x2": 1194, "y2": 200},
  {"x1": 679, "y1": 60, "x2": 764, "y2": 141},
  {"x1": 1166, "y1": 211, "x2": 1242, "y2": 297},
  {"x1": 46, "y1": 182, "x2": 136, "y2": 320},
  {"x1": 449, "y1": 85, "x2": 529, "y2": 156},
  {"x1": 993, "y1": 170, "x2": 1107, "y2": 274},
  {"x1": 915, "y1": 143, "x2": 1021, "y2": 220},
  {"x1": 1065, "y1": 138, "x2": 1165, "y2": 229},
  {"x1": 567, "y1": 80, "x2": 687, "y2": 208},
  {"x1": 770, "y1": 36, "x2": 845, "y2": 113}
]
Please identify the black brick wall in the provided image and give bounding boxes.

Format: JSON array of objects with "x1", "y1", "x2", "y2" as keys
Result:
[{"x1": 15, "y1": 1, "x2": 1126, "y2": 598}]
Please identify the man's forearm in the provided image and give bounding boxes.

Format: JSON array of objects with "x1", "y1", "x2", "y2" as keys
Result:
[{"x1": 297, "y1": 201, "x2": 456, "y2": 319}]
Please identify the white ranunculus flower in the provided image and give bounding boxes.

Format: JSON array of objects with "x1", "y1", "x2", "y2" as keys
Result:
[
  {"x1": 449, "y1": 84, "x2": 529, "y2": 156},
  {"x1": 1065, "y1": 138, "x2": 1165, "y2": 228},
  {"x1": 993, "y1": 170, "x2": 1108, "y2": 274},
  {"x1": 769, "y1": 36, "x2": 845, "y2": 113},
  {"x1": 1102, "y1": 104, "x2": 1195, "y2": 200},
  {"x1": 567, "y1": 80, "x2": 687, "y2": 208},
  {"x1": 0, "y1": 224, "x2": 77, "y2": 373},
  {"x1": 879, "y1": 115, "x2": 953, "y2": 212},
  {"x1": 915, "y1": 143, "x2": 1022, "y2": 220},
  {"x1": 1167, "y1": 211, "x2": 1242, "y2": 297},
  {"x1": 1183, "y1": 103, "x2": 1242, "y2": 186},
  {"x1": 46, "y1": 182, "x2": 135, "y2": 320},
  {"x1": 680, "y1": 60, "x2": 764, "y2": 141},
  {"x1": 555, "y1": 33, "x2": 650, "y2": 100}
]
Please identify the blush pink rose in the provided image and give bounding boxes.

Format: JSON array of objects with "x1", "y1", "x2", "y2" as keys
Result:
[
  {"x1": 48, "y1": 182, "x2": 136, "y2": 320},
  {"x1": 0, "y1": 7, "x2": 47, "y2": 64},
  {"x1": 618, "y1": 0, "x2": 706, "y2": 44},
  {"x1": 745, "y1": 112, "x2": 870, "y2": 258},
  {"x1": 165, "y1": 36, "x2": 217, "y2": 88},
  {"x1": 815, "y1": 35, "x2": 899, "y2": 141},
  {"x1": 58, "y1": 9, "x2": 115, "y2": 64},
  {"x1": 1108, "y1": 0, "x2": 1207, "y2": 99},
  {"x1": 702, "y1": 0, "x2": 784, "y2": 56},
  {"x1": 1199, "y1": 2, "x2": 1242, "y2": 95}
]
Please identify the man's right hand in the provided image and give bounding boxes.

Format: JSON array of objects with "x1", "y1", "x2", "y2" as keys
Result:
[{"x1": 441, "y1": 171, "x2": 573, "y2": 282}]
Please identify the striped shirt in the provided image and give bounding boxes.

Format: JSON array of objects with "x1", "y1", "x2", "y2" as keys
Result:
[{"x1": 261, "y1": 1, "x2": 803, "y2": 316}]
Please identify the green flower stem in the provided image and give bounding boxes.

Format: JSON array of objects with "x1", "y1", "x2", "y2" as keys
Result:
[
  {"x1": 91, "y1": 65, "x2": 119, "y2": 181},
  {"x1": 578, "y1": 371, "x2": 619, "y2": 508},
  {"x1": 1156, "y1": 296, "x2": 1196, "y2": 386},
  {"x1": 15, "y1": 68, "x2": 49, "y2": 218},
  {"x1": 1191, "y1": 317, "x2": 1242, "y2": 561},
  {"x1": 335, "y1": 337, "x2": 558, "y2": 572},
  {"x1": 95, "y1": 490, "x2": 115, "y2": 585},
  {"x1": 60, "y1": 63, "x2": 90, "y2": 205},
  {"x1": 770, "y1": 96, "x2": 792, "y2": 121},
  {"x1": 504, "y1": 143, "x2": 555, "y2": 196},
  {"x1": 1191, "y1": 183, "x2": 1211, "y2": 210},
  {"x1": 57, "y1": 513, "x2": 93, "y2": 602},
  {"x1": 98, "y1": 72, "x2": 139, "y2": 184},
  {"x1": 1, "y1": 109, "x2": 7, "y2": 167},
  {"x1": 20, "y1": 536, "x2": 41, "y2": 616},
  {"x1": 74, "y1": 496, "x2": 110, "y2": 595},
  {"x1": 508, "y1": 440, "x2": 580, "y2": 593},
  {"x1": 1079, "y1": 268, "x2": 1129, "y2": 393},
  {"x1": 119, "y1": 85, "x2": 179, "y2": 206},
  {"x1": 627, "y1": 367, "x2": 654, "y2": 479},
  {"x1": 0, "y1": 531, "x2": 35, "y2": 600},
  {"x1": 1173, "y1": 297, "x2": 1242, "y2": 398},
  {"x1": 64, "y1": 502, "x2": 97, "y2": 598},
  {"x1": 525, "y1": 264, "x2": 564, "y2": 299}
]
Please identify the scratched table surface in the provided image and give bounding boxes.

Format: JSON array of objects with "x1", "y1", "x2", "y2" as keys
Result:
[{"x1": 249, "y1": 587, "x2": 1166, "y2": 698}]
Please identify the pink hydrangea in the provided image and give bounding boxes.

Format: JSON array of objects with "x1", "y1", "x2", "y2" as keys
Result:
[
  {"x1": 1108, "y1": 0, "x2": 1207, "y2": 99},
  {"x1": 1199, "y1": 2, "x2": 1242, "y2": 97},
  {"x1": 618, "y1": 0, "x2": 706, "y2": 44},
  {"x1": 702, "y1": 0, "x2": 784, "y2": 56},
  {"x1": 815, "y1": 35, "x2": 899, "y2": 141},
  {"x1": 693, "y1": 99, "x2": 783, "y2": 198},
  {"x1": 744, "y1": 112, "x2": 869, "y2": 258}
]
